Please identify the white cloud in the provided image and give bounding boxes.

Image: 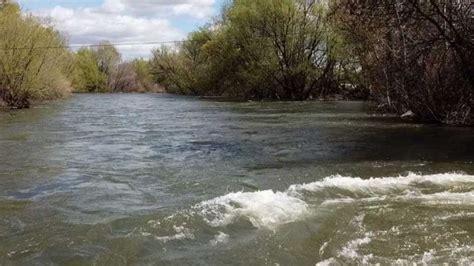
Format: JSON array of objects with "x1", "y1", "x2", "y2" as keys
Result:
[
  {"x1": 173, "y1": 4, "x2": 214, "y2": 19},
  {"x1": 120, "y1": 0, "x2": 216, "y2": 19},
  {"x1": 102, "y1": 0, "x2": 126, "y2": 13},
  {"x1": 32, "y1": 0, "x2": 217, "y2": 59}
]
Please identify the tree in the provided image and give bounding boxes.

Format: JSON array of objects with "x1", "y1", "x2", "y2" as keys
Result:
[
  {"x1": 73, "y1": 45, "x2": 158, "y2": 93},
  {"x1": 94, "y1": 41, "x2": 121, "y2": 88},
  {"x1": 131, "y1": 58, "x2": 157, "y2": 92},
  {"x1": 331, "y1": 0, "x2": 473, "y2": 124},
  {"x1": 0, "y1": 3, "x2": 72, "y2": 108},
  {"x1": 110, "y1": 62, "x2": 139, "y2": 92},
  {"x1": 72, "y1": 48, "x2": 107, "y2": 92},
  {"x1": 151, "y1": 0, "x2": 347, "y2": 100}
]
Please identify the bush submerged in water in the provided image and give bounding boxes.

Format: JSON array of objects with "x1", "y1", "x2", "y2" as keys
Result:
[
  {"x1": 331, "y1": 0, "x2": 473, "y2": 125},
  {"x1": 151, "y1": 0, "x2": 473, "y2": 125},
  {"x1": 151, "y1": 0, "x2": 361, "y2": 101}
]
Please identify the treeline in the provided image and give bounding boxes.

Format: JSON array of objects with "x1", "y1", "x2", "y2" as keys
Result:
[
  {"x1": 151, "y1": 0, "x2": 364, "y2": 100},
  {"x1": 72, "y1": 43, "x2": 157, "y2": 93},
  {"x1": 1, "y1": 1, "x2": 472, "y2": 125},
  {"x1": 0, "y1": 2, "x2": 158, "y2": 109},
  {"x1": 152, "y1": 0, "x2": 473, "y2": 125}
]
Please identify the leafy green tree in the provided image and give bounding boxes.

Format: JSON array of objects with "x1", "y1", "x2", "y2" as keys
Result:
[
  {"x1": 94, "y1": 41, "x2": 121, "y2": 88},
  {"x1": 72, "y1": 48, "x2": 107, "y2": 92},
  {"x1": 131, "y1": 58, "x2": 156, "y2": 92},
  {"x1": 0, "y1": 2, "x2": 73, "y2": 108},
  {"x1": 151, "y1": 0, "x2": 346, "y2": 100},
  {"x1": 73, "y1": 45, "x2": 158, "y2": 93}
]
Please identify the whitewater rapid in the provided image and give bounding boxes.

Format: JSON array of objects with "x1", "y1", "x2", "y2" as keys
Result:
[
  {"x1": 196, "y1": 172, "x2": 474, "y2": 229},
  {"x1": 142, "y1": 172, "x2": 474, "y2": 264}
]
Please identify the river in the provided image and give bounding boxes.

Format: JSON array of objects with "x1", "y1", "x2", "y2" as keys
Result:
[{"x1": 0, "y1": 94, "x2": 473, "y2": 265}]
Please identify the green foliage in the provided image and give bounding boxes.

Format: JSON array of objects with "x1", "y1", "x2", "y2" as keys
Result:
[
  {"x1": 151, "y1": 0, "x2": 353, "y2": 100},
  {"x1": 0, "y1": 3, "x2": 73, "y2": 108},
  {"x1": 95, "y1": 41, "x2": 121, "y2": 76},
  {"x1": 131, "y1": 58, "x2": 157, "y2": 92},
  {"x1": 4, "y1": 0, "x2": 469, "y2": 125},
  {"x1": 72, "y1": 45, "x2": 158, "y2": 93},
  {"x1": 73, "y1": 48, "x2": 107, "y2": 92},
  {"x1": 0, "y1": 3, "x2": 158, "y2": 103}
]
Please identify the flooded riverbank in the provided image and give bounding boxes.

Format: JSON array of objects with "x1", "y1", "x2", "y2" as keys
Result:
[{"x1": 0, "y1": 94, "x2": 472, "y2": 265}]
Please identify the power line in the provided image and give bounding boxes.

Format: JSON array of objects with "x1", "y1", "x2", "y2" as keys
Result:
[
  {"x1": 15, "y1": 0, "x2": 219, "y2": 6},
  {"x1": 0, "y1": 40, "x2": 191, "y2": 51}
]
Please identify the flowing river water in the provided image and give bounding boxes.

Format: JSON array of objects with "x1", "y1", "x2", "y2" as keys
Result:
[{"x1": 0, "y1": 94, "x2": 473, "y2": 265}]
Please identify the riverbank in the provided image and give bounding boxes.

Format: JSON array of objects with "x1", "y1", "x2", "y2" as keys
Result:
[{"x1": 2, "y1": 93, "x2": 472, "y2": 126}]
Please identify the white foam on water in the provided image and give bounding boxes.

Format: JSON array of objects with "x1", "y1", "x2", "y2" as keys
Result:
[
  {"x1": 339, "y1": 235, "x2": 372, "y2": 260},
  {"x1": 196, "y1": 190, "x2": 308, "y2": 230},
  {"x1": 450, "y1": 246, "x2": 474, "y2": 264},
  {"x1": 421, "y1": 250, "x2": 436, "y2": 263},
  {"x1": 436, "y1": 211, "x2": 474, "y2": 221},
  {"x1": 315, "y1": 258, "x2": 338, "y2": 266},
  {"x1": 288, "y1": 172, "x2": 474, "y2": 198},
  {"x1": 195, "y1": 172, "x2": 473, "y2": 230},
  {"x1": 323, "y1": 245, "x2": 474, "y2": 265},
  {"x1": 154, "y1": 225, "x2": 195, "y2": 243},
  {"x1": 396, "y1": 247, "x2": 473, "y2": 265},
  {"x1": 334, "y1": 214, "x2": 375, "y2": 263},
  {"x1": 209, "y1": 231, "x2": 230, "y2": 246},
  {"x1": 322, "y1": 191, "x2": 474, "y2": 207},
  {"x1": 395, "y1": 191, "x2": 474, "y2": 205},
  {"x1": 319, "y1": 241, "x2": 330, "y2": 257}
]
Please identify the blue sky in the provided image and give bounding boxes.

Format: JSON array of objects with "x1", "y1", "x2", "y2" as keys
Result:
[{"x1": 17, "y1": 0, "x2": 226, "y2": 58}]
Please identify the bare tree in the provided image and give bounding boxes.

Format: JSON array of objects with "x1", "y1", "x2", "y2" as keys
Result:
[{"x1": 331, "y1": 0, "x2": 473, "y2": 124}]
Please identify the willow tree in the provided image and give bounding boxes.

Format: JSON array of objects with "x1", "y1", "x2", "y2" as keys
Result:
[
  {"x1": 151, "y1": 0, "x2": 344, "y2": 100},
  {"x1": 72, "y1": 48, "x2": 108, "y2": 92},
  {"x1": 0, "y1": 3, "x2": 72, "y2": 108},
  {"x1": 72, "y1": 43, "x2": 122, "y2": 92},
  {"x1": 224, "y1": 0, "x2": 339, "y2": 99},
  {"x1": 131, "y1": 59, "x2": 156, "y2": 92},
  {"x1": 94, "y1": 41, "x2": 121, "y2": 89},
  {"x1": 150, "y1": 27, "x2": 222, "y2": 96}
]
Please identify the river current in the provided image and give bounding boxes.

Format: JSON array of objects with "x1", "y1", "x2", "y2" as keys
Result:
[{"x1": 0, "y1": 94, "x2": 473, "y2": 265}]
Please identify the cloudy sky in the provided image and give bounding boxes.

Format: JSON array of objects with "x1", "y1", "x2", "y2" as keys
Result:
[{"x1": 17, "y1": 0, "x2": 226, "y2": 59}]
